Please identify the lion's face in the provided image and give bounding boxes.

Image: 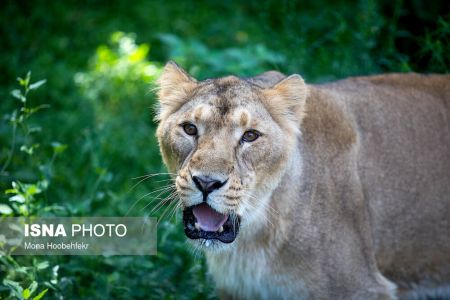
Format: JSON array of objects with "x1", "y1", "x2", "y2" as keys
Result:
[{"x1": 156, "y1": 62, "x2": 307, "y2": 249}]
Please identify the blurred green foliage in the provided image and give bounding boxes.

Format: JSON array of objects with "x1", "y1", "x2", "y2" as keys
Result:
[
  {"x1": 158, "y1": 34, "x2": 286, "y2": 78},
  {"x1": 0, "y1": 0, "x2": 448, "y2": 299}
]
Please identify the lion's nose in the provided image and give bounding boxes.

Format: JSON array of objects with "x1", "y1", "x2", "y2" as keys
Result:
[{"x1": 192, "y1": 175, "x2": 227, "y2": 196}]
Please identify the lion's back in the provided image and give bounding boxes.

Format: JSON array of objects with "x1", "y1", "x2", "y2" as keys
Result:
[{"x1": 318, "y1": 73, "x2": 450, "y2": 289}]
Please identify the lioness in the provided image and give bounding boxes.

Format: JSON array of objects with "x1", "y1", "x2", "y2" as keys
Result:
[{"x1": 156, "y1": 61, "x2": 450, "y2": 300}]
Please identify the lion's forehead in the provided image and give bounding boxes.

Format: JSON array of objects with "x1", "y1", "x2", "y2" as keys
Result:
[
  {"x1": 183, "y1": 100, "x2": 266, "y2": 130},
  {"x1": 184, "y1": 83, "x2": 263, "y2": 123}
]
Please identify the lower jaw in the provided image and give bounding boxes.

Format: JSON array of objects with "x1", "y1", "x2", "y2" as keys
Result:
[
  {"x1": 195, "y1": 238, "x2": 223, "y2": 249},
  {"x1": 184, "y1": 229, "x2": 237, "y2": 244}
]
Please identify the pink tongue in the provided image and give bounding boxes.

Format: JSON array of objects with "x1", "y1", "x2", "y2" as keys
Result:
[{"x1": 192, "y1": 203, "x2": 228, "y2": 232}]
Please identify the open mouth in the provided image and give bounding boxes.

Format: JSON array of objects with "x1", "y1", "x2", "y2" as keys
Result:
[{"x1": 182, "y1": 203, "x2": 240, "y2": 243}]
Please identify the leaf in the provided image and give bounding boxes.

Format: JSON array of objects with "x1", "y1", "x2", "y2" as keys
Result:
[
  {"x1": 5, "y1": 188, "x2": 18, "y2": 194},
  {"x1": 17, "y1": 76, "x2": 26, "y2": 86},
  {"x1": 12, "y1": 181, "x2": 20, "y2": 190},
  {"x1": 51, "y1": 142, "x2": 68, "y2": 154},
  {"x1": 3, "y1": 279, "x2": 23, "y2": 297},
  {"x1": 17, "y1": 267, "x2": 29, "y2": 274},
  {"x1": 23, "y1": 288, "x2": 31, "y2": 299},
  {"x1": 36, "y1": 261, "x2": 49, "y2": 270},
  {"x1": 11, "y1": 89, "x2": 22, "y2": 98},
  {"x1": 11, "y1": 89, "x2": 26, "y2": 102},
  {"x1": 25, "y1": 71, "x2": 31, "y2": 87},
  {"x1": 20, "y1": 144, "x2": 40, "y2": 155},
  {"x1": 18, "y1": 204, "x2": 29, "y2": 216},
  {"x1": 28, "y1": 126, "x2": 42, "y2": 133},
  {"x1": 52, "y1": 265, "x2": 59, "y2": 276},
  {"x1": 8, "y1": 223, "x2": 23, "y2": 233},
  {"x1": 43, "y1": 205, "x2": 66, "y2": 212},
  {"x1": 9, "y1": 194, "x2": 25, "y2": 203},
  {"x1": 32, "y1": 289, "x2": 48, "y2": 300},
  {"x1": 17, "y1": 71, "x2": 31, "y2": 87},
  {"x1": 20, "y1": 145, "x2": 30, "y2": 154},
  {"x1": 0, "y1": 204, "x2": 13, "y2": 214},
  {"x1": 9, "y1": 109, "x2": 18, "y2": 122},
  {"x1": 28, "y1": 281, "x2": 38, "y2": 295},
  {"x1": 29, "y1": 79, "x2": 47, "y2": 90},
  {"x1": 129, "y1": 44, "x2": 149, "y2": 63},
  {"x1": 27, "y1": 104, "x2": 50, "y2": 115},
  {"x1": 26, "y1": 184, "x2": 42, "y2": 196},
  {"x1": 38, "y1": 180, "x2": 49, "y2": 190}
]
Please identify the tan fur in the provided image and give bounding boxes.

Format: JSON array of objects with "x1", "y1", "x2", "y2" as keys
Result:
[
  {"x1": 156, "y1": 61, "x2": 450, "y2": 300},
  {"x1": 156, "y1": 61, "x2": 198, "y2": 121},
  {"x1": 239, "y1": 112, "x2": 249, "y2": 127}
]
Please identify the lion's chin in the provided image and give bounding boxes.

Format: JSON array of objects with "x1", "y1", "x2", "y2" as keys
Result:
[{"x1": 182, "y1": 203, "x2": 241, "y2": 244}]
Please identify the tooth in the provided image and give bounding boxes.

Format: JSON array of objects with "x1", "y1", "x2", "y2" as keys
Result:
[
  {"x1": 195, "y1": 222, "x2": 200, "y2": 230},
  {"x1": 218, "y1": 226, "x2": 224, "y2": 233},
  {"x1": 205, "y1": 240, "x2": 211, "y2": 247}
]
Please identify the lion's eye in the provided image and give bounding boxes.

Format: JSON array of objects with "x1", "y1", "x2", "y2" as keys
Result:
[
  {"x1": 241, "y1": 130, "x2": 260, "y2": 143},
  {"x1": 182, "y1": 123, "x2": 198, "y2": 136}
]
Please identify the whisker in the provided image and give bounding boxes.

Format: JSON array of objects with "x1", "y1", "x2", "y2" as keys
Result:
[
  {"x1": 140, "y1": 185, "x2": 176, "y2": 199},
  {"x1": 132, "y1": 172, "x2": 176, "y2": 180},
  {"x1": 128, "y1": 176, "x2": 151, "y2": 192},
  {"x1": 189, "y1": 240, "x2": 203, "y2": 261},
  {"x1": 146, "y1": 190, "x2": 178, "y2": 214},
  {"x1": 157, "y1": 199, "x2": 179, "y2": 225},
  {"x1": 128, "y1": 173, "x2": 175, "y2": 192},
  {"x1": 153, "y1": 178, "x2": 177, "y2": 184},
  {"x1": 167, "y1": 200, "x2": 182, "y2": 222},
  {"x1": 126, "y1": 184, "x2": 176, "y2": 216}
]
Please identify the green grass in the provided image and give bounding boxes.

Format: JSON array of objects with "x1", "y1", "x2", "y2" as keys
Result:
[{"x1": 0, "y1": 0, "x2": 448, "y2": 299}]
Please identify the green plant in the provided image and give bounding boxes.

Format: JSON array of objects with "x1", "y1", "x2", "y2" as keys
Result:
[
  {"x1": 75, "y1": 31, "x2": 161, "y2": 108},
  {"x1": 419, "y1": 16, "x2": 450, "y2": 72},
  {"x1": 2, "y1": 72, "x2": 47, "y2": 175},
  {"x1": 73, "y1": 32, "x2": 166, "y2": 215},
  {"x1": 0, "y1": 72, "x2": 64, "y2": 299}
]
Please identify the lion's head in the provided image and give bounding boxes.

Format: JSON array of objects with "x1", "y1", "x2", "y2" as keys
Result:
[{"x1": 156, "y1": 62, "x2": 308, "y2": 249}]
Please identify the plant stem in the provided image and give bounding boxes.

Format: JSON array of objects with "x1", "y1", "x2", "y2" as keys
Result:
[{"x1": 1, "y1": 122, "x2": 17, "y2": 175}]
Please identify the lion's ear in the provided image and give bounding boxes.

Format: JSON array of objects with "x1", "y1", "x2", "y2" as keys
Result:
[
  {"x1": 156, "y1": 61, "x2": 197, "y2": 119},
  {"x1": 270, "y1": 74, "x2": 308, "y2": 108},
  {"x1": 262, "y1": 74, "x2": 309, "y2": 122}
]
